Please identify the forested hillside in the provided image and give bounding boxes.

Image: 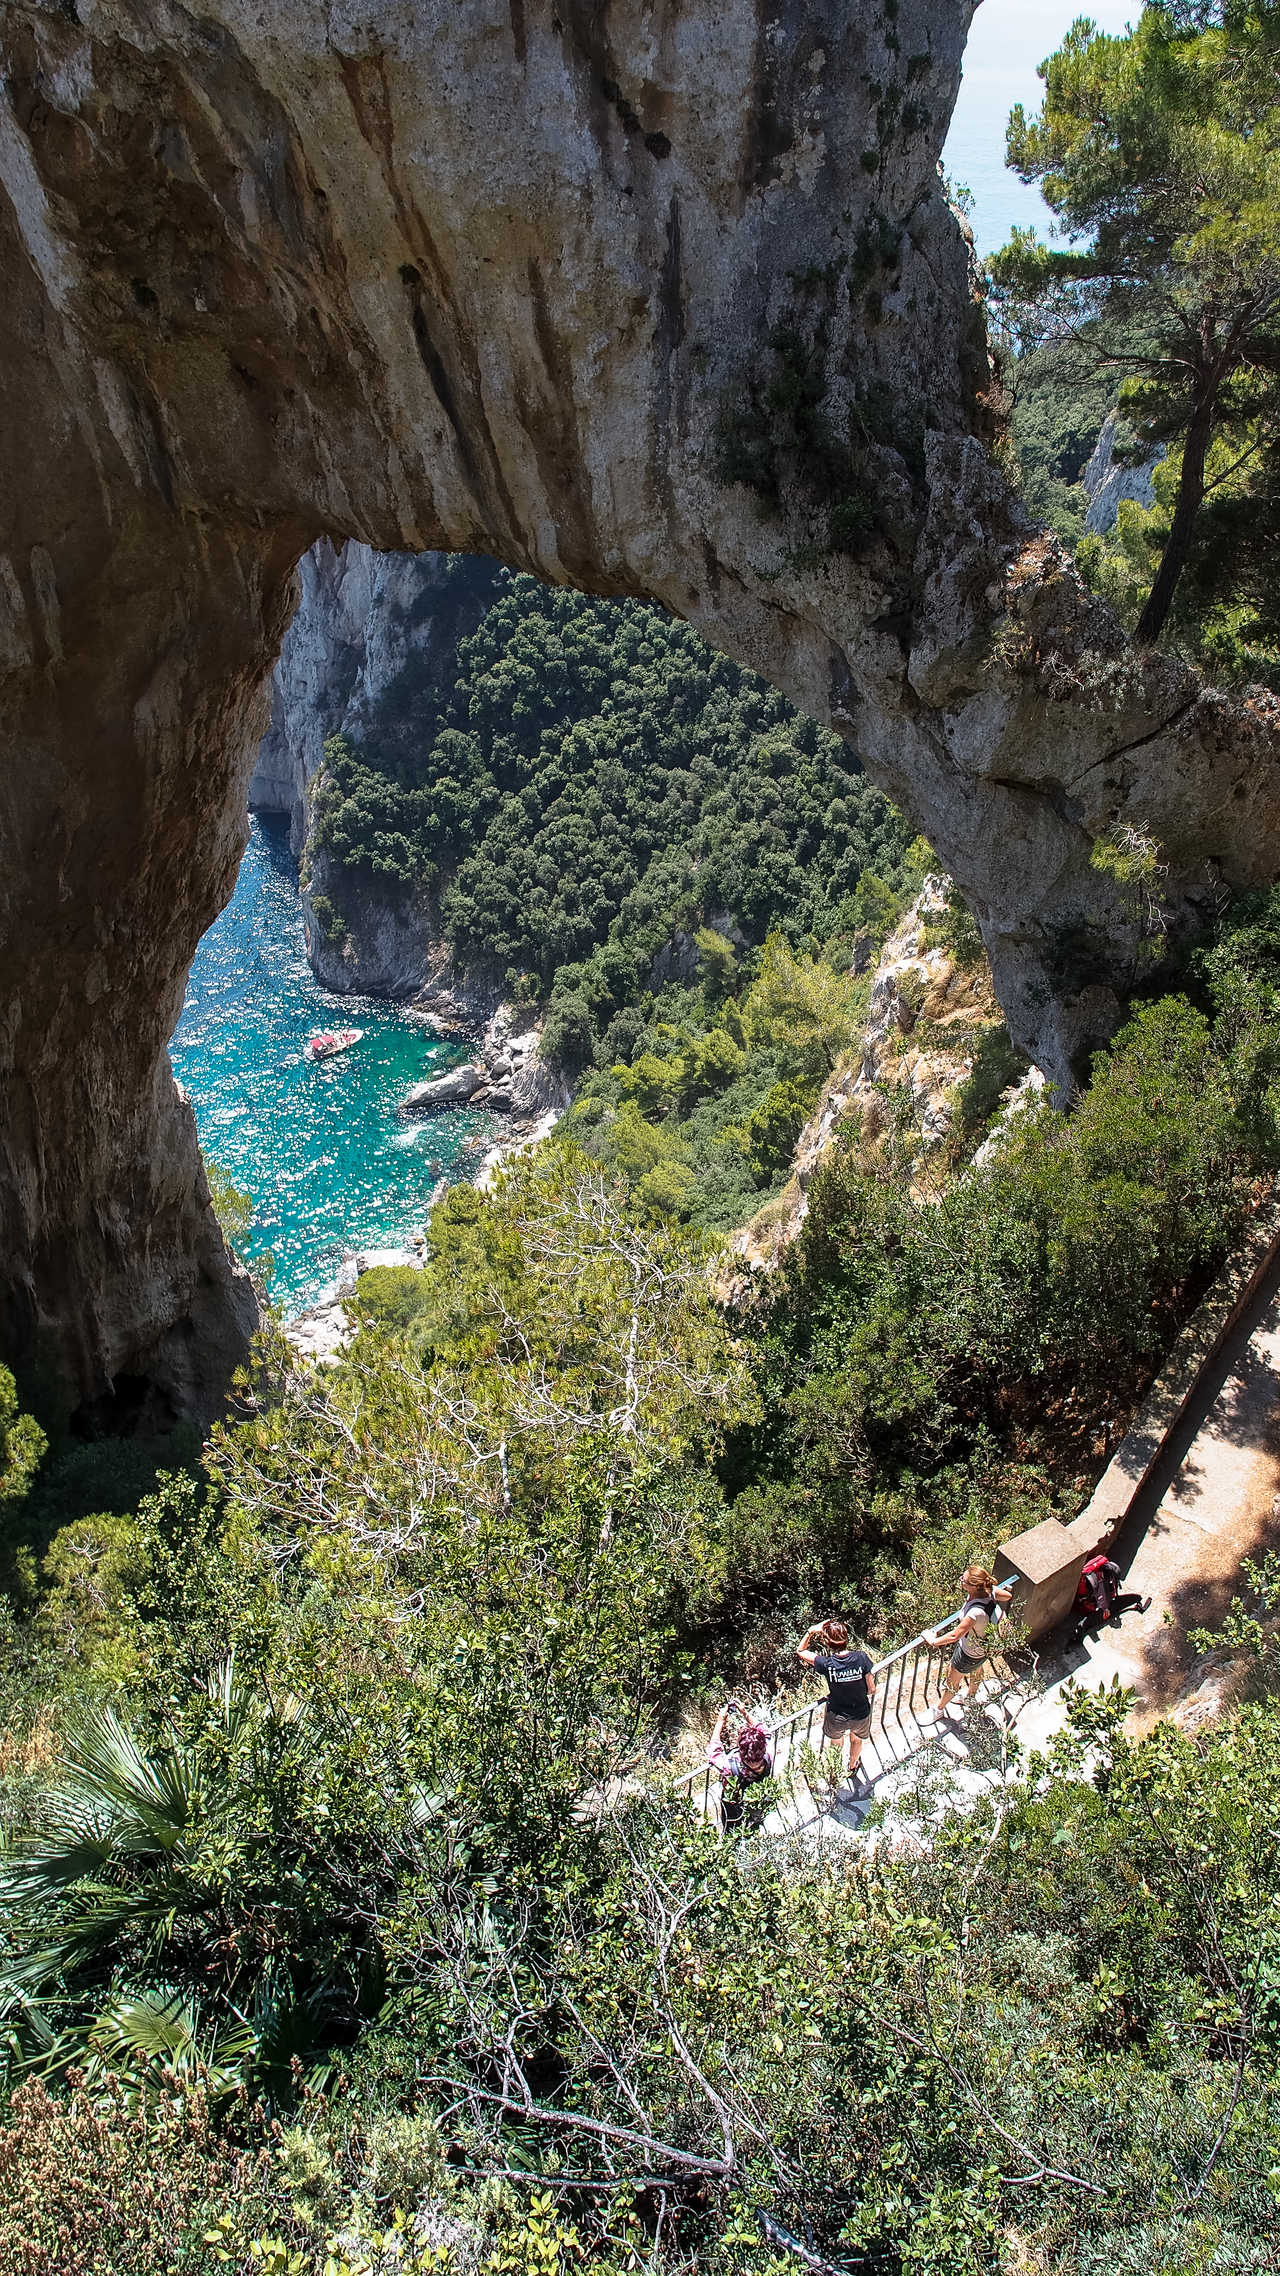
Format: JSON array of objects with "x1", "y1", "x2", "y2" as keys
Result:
[
  {"x1": 5, "y1": 877, "x2": 1280, "y2": 2270},
  {"x1": 310, "y1": 572, "x2": 913, "y2": 1048}
]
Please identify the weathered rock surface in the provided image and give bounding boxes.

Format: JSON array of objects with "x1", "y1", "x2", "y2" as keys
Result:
[
  {"x1": 402, "y1": 1009, "x2": 570, "y2": 1125},
  {"x1": 4, "y1": 0, "x2": 1280, "y2": 1415},
  {"x1": 473, "y1": 1007, "x2": 570, "y2": 1124},
  {"x1": 803, "y1": 874, "x2": 1002, "y2": 1160},
  {"x1": 411, "y1": 956, "x2": 510, "y2": 1032},
  {"x1": 303, "y1": 855, "x2": 437, "y2": 998},
  {"x1": 403, "y1": 1063, "x2": 486, "y2": 1114},
  {"x1": 249, "y1": 540, "x2": 385, "y2": 852},
  {"x1": 725, "y1": 877, "x2": 1012, "y2": 1281},
  {"x1": 1082, "y1": 409, "x2": 1164, "y2": 539}
]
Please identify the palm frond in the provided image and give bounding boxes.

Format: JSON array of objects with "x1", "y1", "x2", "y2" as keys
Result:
[
  {"x1": 61, "y1": 1705, "x2": 198, "y2": 1831},
  {"x1": 88, "y1": 1984, "x2": 255, "y2": 2088}
]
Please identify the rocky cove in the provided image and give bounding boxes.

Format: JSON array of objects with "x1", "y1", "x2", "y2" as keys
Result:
[
  {"x1": 169, "y1": 811, "x2": 571, "y2": 1333},
  {"x1": 170, "y1": 816, "x2": 510, "y2": 1316},
  {"x1": 222, "y1": 541, "x2": 572, "y2": 1325}
]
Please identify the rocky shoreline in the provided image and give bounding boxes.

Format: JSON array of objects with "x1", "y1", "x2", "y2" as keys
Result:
[
  {"x1": 286, "y1": 1002, "x2": 571, "y2": 1364},
  {"x1": 402, "y1": 1003, "x2": 568, "y2": 1126}
]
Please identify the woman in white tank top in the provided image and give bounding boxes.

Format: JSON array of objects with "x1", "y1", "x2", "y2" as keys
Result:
[{"x1": 926, "y1": 1564, "x2": 1014, "y2": 1716}]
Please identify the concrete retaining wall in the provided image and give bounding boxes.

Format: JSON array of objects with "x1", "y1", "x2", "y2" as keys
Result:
[{"x1": 997, "y1": 1190, "x2": 1280, "y2": 1638}]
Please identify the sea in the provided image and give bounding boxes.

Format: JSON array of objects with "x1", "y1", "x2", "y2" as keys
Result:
[
  {"x1": 170, "y1": 816, "x2": 494, "y2": 1315},
  {"x1": 944, "y1": 0, "x2": 1136, "y2": 257}
]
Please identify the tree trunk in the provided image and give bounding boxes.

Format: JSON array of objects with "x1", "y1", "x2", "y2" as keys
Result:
[{"x1": 1134, "y1": 382, "x2": 1216, "y2": 646}]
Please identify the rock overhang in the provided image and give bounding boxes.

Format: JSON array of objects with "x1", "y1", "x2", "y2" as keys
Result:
[{"x1": 1, "y1": 0, "x2": 1277, "y2": 1417}]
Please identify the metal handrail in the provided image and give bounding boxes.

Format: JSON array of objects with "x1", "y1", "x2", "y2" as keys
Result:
[{"x1": 672, "y1": 1610, "x2": 969, "y2": 1822}]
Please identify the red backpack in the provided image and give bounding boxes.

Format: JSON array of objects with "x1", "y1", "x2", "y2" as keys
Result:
[{"x1": 1076, "y1": 1554, "x2": 1120, "y2": 1620}]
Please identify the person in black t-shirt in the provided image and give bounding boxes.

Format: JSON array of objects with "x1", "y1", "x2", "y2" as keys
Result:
[{"x1": 797, "y1": 1617, "x2": 876, "y2": 1788}]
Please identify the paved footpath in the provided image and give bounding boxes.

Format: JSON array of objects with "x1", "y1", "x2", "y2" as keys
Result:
[
  {"x1": 1012, "y1": 1246, "x2": 1280, "y2": 1752},
  {"x1": 785, "y1": 1251, "x2": 1280, "y2": 1849}
]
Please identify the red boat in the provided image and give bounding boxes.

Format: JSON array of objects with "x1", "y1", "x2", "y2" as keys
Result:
[{"x1": 307, "y1": 1027, "x2": 363, "y2": 1061}]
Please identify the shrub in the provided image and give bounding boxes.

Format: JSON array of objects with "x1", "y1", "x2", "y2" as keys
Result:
[
  {"x1": 351, "y1": 1265, "x2": 432, "y2": 1334},
  {"x1": 205, "y1": 1154, "x2": 255, "y2": 1245},
  {"x1": 743, "y1": 1078, "x2": 813, "y2": 1181},
  {"x1": 948, "y1": 1021, "x2": 1027, "y2": 1158},
  {"x1": 719, "y1": 987, "x2": 1268, "y2": 1637},
  {"x1": 307, "y1": 891, "x2": 348, "y2": 945},
  {"x1": 0, "y1": 1367, "x2": 45, "y2": 1514},
  {"x1": 0, "y1": 2075, "x2": 279, "y2": 2276}
]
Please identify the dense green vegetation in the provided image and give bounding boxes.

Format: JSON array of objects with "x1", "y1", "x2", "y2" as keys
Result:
[
  {"x1": 310, "y1": 572, "x2": 913, "y2": 1064},
  {"x1": 991, "y1": 1, "x2": 1280, "y2": 664},
  {"x1": 5, "y1": 882, "x2": 1280, "y2": 2270},
  {"x1": 1000, "y1": 320, "x2": 1159, "y2": 548},
  {"x1": 559, "y1": 911, "x2": 918, "y2": 1232},
  {"x1": 9, "y1": 18, "x2": 1280, "y2": 2265}
]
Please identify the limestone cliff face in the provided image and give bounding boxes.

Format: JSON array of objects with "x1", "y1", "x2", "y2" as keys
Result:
[
  {"x1": 248, "y1": 541, "x2": 387, "y2": 853},
  {"x1": 301, "y1": 845, "x2": 437, "y2": 998},
  {"x1": 249, "y1": 537, "x2": 497, "y2": 992},
  {"x1": 249, "y1": 540, "x2": 496, "y2": 855},
  {"x1": 1082, "y1": 411, "x2": 1164, "y2": 539},
  {"x1": 726, "y1": 878, "x2": 1009, "y2": 1281},
  {"x1": 2, "y1": 0, "x2": 1279, "y2": 1417}
]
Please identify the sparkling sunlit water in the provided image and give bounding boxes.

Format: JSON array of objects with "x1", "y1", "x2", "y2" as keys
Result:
[{"x1": 171, "y1": 817, "x2": 494, "y2": 1314}]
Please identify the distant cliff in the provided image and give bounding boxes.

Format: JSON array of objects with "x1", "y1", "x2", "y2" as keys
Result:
[
  {"x1": 249, "y1": 543, "x2": 498, "y2": 993},
  {"x1": 250, "y1": 542, "x2": 393, "y2": 853},
  {"x1": 1081, "y1": 409, "x2": 1164, "y2": 538}
]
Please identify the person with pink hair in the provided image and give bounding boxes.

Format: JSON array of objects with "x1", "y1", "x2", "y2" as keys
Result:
[{"x1": 706, "y1": 1700, "x2": 773, "y2": 1830}]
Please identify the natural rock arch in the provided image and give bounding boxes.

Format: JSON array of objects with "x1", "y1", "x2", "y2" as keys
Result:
[{"x1": 2, "y1": 0, "x2": 1278, "y2": 1421}]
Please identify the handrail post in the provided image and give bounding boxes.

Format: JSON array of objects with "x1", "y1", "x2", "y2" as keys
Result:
[{"x1": 668, "y1": 1610, "x2": 967, "y2": 1815}]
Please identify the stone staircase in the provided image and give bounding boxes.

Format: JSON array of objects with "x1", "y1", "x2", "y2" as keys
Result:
[
  {"x1": 672, "y1": 1623, "x2": 1031, "y2": 1845},
  {"x1": 677, "y1": 1197, "x2": 1280, "y2": 1847}
]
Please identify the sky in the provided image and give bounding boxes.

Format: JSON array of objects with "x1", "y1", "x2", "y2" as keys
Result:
[{"x1": 944, "y1": 0, "x2": 1138, "y2": 255}]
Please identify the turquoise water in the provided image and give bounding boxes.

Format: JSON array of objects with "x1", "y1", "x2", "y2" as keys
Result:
[
  {"x1": 171, "y1": 817, "x2": 494, "y2": 1313},
  {"x1": 945, "y1": 0, "x2": 1135, "y2": 256}
]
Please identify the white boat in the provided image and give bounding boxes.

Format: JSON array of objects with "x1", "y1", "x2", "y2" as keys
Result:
[{"x1": 307, "y1": 1027, "x2": 363, "y2": 1061}]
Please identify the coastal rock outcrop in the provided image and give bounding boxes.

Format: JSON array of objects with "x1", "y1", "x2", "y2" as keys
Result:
[
  {"x1": 403, "y1": 1064, "x2": 486, "y2": 1115},
  {"x1": 475, "y1": 1009, "x2": 572, "y2": 1122},
  {"x1": 726, "y1": 878, "x2": 1015, "y2": 1280},
  {"x1": 401, "y1": 1011, "x2": 570, "y2": 1126},
  {"x1": 4, "y1": 0, "x2": 1280, "y2": 1417},
  {"x1": 302, "y1": 856, "x2": 438, "y2": 999},
  {"x1": 1082, "y1": 410, "x2": 1164, "y2": 539}
]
